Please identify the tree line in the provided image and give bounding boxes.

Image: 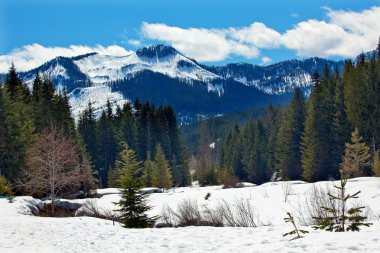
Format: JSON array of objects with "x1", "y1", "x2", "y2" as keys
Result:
[
  {"x1": 194, "y1": 47, "x2": 380, "y2": 185},
  {"x1": 0, "y1": 64, "x2": 190, "y2": 201},
  {"x1": 77, "y1": 91, "x2": 190, "y2": 188}
]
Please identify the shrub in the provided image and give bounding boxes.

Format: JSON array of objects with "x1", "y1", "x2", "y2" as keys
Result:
[
  {"x1": 0, "y1": 176, "x2": 14, "y2": 202},
  {"x1": 222, "y1": 175, "x2": 240, "y2": 189},
  {"x1": 160, "y1": 198, "x2": 261, "y2": 227}
]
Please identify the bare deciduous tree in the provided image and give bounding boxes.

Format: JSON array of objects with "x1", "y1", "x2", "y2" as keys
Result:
[{"x1": 20, "y1": 127, "x2": 82, "y2": 215}]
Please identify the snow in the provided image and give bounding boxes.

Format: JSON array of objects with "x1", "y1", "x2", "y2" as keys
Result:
[
  {"x1": 66, "y1": 51, "x2": 225, "y2": 119},
  {"x1": 68, "y1": 86, "x2": 128, "y2": 120},
  {"x1": 74, "y1": 52, "x2": 222, "y2": 93},
  {"x1": 1, "y1": 177, "x2": 380, "y2": 253}
]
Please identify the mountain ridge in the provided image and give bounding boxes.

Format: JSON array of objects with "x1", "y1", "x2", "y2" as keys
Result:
[{"x1": 3, "y1": 44, "x2": 347, "y2": 119}]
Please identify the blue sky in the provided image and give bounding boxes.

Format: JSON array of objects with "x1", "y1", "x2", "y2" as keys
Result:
[{"x1": 1, "y1": 0, "x2": 380, "y2": 71}]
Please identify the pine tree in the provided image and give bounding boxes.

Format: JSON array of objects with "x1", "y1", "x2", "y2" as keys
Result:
[
  {"x1": 31, "y1": 73, "x2": 44, "y2": 131},
  {"x1": 341, "y1": 128, "x2": 372, "y2": 178},
  {"x1": 0, "y1": 86, "x2": 6, "y2": 176},
  {"x1": 152, "y1": 144, "x2": 173, "y2": 189},
  {"x1": 344, "y1": 58, "x2": 372, "y2": 144},
  {"x1": 115, "y1": 145, "x2": 156, "y2": 228},
  {"x1": 96, "y1": 104, "x2": 119, "y2": 186},
  {"x1": 374, "y1": 40, "x2": 380, "y2": 149},
  {"x1": 276, "y1": 87, "x2": 305, "y2": 180},
  {"x1": 333, "y1": 75, "x2": 352, "y2": 172},
  {"x1": 313, "y1": 170, "x2": 372, "y2": 232},
  {"x1": 1, "y1": 85, "x2": 36, "y2": 180},
  {"x1": 41, "y1": 77, "x2": 55, "y2": 125},
  {"x1": 264, "y1": 104, "x2": 278, "y2": 176},
  {"x1": 164, "y1": 106, "x2": 190, "y2": 186},
  {"x1": 221, "y1": 125, "x2": 244, "y2": 180},
  {"x1": 241, "y1": 119, "x2": 269, "y2": 184},
  {"x1": 78, "y1": 101, "x2": 98, "y2": 163},
  {"x1": 143, "y1": 154, "x2": 155, "y2": 187},
  {"x1": 136, "y1": 103, "x2": 150, "y2": 161},
  {"x1": 110, "y1": 144, "x2": 142, "y2": 188},
  {"x1": 5, "y1": 64, "x2": 28, "y2": 100},
  {"x1": 301, "y1": 71, "x2": 335, "y2": 181},
  {"x1": 320, "y1": 67, "x2": 341, "y2": 178},
  {"x1": 119, "y1": 102, "x2": 137, "y2": 150},
  {"x1": 32, "y1": 73, "x2": 43, "y2": 103}
]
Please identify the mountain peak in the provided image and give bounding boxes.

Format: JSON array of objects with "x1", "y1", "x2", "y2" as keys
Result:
[{"x1": 136, "y1": 44, "x2": 179, "y2": 58}]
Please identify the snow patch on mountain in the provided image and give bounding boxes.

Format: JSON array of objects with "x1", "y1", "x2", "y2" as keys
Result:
[
  {"x1": 23, "y1": 61, "x2": 70, "y2": 89},
  {"x1": 69, "y1": 86, "x2": 127, "y2": 120},
  {"x1": 73, "y1": 45, "x2": 223, "y2": 94}
]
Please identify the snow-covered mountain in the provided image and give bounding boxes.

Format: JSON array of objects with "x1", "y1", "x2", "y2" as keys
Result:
[
  {"x1": 12, "y1": 44, "x2": 343, "y2": 119},
  {"x1": 74, "y1": 45, "x2": 224, "y2": 94},
  {"x1": 205, "y1": 58, "x2": 343, "y2": 94}
]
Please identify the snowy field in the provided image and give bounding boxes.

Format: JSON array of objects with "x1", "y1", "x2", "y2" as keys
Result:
[{"x1": 1, "y1": 177, "x2": 380, "y2": 253}]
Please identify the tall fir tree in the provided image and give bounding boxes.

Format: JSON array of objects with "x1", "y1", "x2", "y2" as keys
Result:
[
  {"x1": 5, "y1": 64, "x2": 29, "y2": 101},
  {"x1": 221, "y1": 125, "x2": 244, "y2": 180},
  {"x1": 333, "y1": 71, "x2": 352, "y2": 172},
  {"x1": 2, "y1": 67, "x2": 36, "y2": 181},
  {"x1": 301, "y1": 72, "x2": 324, "y2": 182},
  {"x1": 0, "y1": 85, "x2": 6, "y2": 176},
  {"x1": 78, "y1": 101, "x2": 98, "y2": 163},
  {"x1": 264, "y1": 103, "x2": 278, "y2": 175},
  {"x1": 275, "y1": 87, "x2": 306, "y2": 180},
  {"x1": 152, "y1": 144, "x2": 173, "y2": 189},
  {"x1": 344, "y1": 56, "x2": 373, "y2": 144},
  {"x1": 242, "y1": 119, "x2": 269, "y2": 184}
]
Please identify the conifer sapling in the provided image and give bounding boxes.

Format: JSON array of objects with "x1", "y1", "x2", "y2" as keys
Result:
[
  {"x1": 115, "y1": 144, "x2": 157, "y2": 228},
  {"x1": 313, "y1": 170, "x2": 372, "y2": 232},
  {"x1": 283, "y1": 212, "x2": 308, "y2": 240}
]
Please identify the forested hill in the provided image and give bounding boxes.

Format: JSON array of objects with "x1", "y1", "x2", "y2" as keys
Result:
[{"x1": 190, "y1": 52, "x2": 380, "y2": 185}]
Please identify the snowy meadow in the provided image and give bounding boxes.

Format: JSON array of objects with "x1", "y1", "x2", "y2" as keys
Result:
[{"x1": 1, "y1": 177, "x2": 380, "y2": 253}]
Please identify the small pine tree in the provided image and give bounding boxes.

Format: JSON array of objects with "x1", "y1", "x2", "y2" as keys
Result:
[
  {"x1": 115, "y1": 145, "x2": 156, "y2": 228},
  {"x1": 341, "y1": 128, "x2": 372, "y2": 178},
  {"x1": 313, "y1": 170, "x2": 372, "y2": 232},
  {"x1": 283, "y1": 212, "x2": 308, "y2": 240},
  {"x1": 152, "y1": 144, "x2": 173, "y2": 189}
]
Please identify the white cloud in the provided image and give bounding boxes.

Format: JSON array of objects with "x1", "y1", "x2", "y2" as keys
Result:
[
  {"x1": 141, "y1": 6, "x2": 380, "y2": 61},
  {"x1": 282, "y1": 6, "x2": 380, "y2": 57},
  {"x1": 128, "y1": 39, "x2": 141, "y2": 47},
  {"x1": 281, "y1": 20, "x2": 349, "y2": 57},
  {"x1": 2, "y1": 6, "x2": 379, "y2": 72},
  {"x1": 141, "y1": 22, "x2": 259, "y2": 61},
  {"x1": 261, "y1": 56, "x2": 272, "y2": 65},
  {"x1": 0, "y1": 44, "x2": 131, "y2": 73},
  {"x1": 228, "y1": 23, "x2": 281, "y2": 48}
]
